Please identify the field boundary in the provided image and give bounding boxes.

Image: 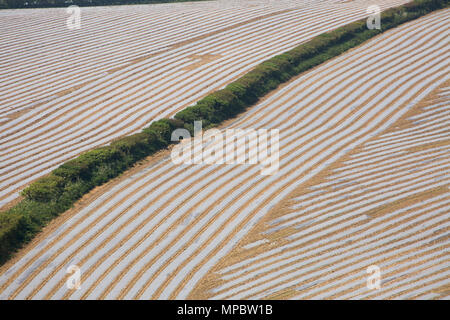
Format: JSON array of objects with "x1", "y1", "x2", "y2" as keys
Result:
[{"x1": 0, "y1": 0, "x2": 448, "y2": 265}]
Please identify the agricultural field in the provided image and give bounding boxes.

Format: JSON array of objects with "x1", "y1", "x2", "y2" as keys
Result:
[
  {"x1": 0, "y1": 0, "x2": 448, "y2": 301},
  {"x1": 0, "y1": 0, "x2": 410, "y2": 209},
  {"x1": 192, "y1": 83, "x2": 450, "y2": 301}
]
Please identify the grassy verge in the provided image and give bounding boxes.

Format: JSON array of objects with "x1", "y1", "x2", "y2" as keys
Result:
[{"x1": 0, "y1": 0, "x2": 448, "y2": 265}]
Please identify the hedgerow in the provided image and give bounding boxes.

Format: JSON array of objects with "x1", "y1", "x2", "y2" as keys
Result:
[{"x1": 0, "y1": 0, "x2": 447, "y2": 264}]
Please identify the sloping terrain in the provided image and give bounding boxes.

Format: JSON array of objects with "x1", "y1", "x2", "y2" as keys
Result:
[
  {"x1": 0, "y1": 8, "x2": 448, "y2": 299},
  {"x1": 0, "y1": 0, "x2": 408, "y2": 208},
  {"x1": 190, "y1": 82, "x2": 450, "y2": 300}
]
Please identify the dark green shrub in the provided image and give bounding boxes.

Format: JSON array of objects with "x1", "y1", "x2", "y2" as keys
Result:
[{"x1": 21, "y1": 175, "x2": 66, "y2": 202}]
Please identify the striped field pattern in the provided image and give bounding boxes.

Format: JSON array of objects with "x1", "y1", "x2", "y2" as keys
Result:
[
  {"x1": 192, "y1": 83, "x2": 450, "y2": 300},
  {"x1": 0, "y1": 8, "x2": 448, "y2": 299},
  {"x1": 0, "y1": 0, "x2": 409, "y2": 209}
]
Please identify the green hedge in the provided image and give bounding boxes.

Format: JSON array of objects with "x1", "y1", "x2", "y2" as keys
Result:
[{"x1": 0, "y1": 0, "x2": 447, "y2": 264}]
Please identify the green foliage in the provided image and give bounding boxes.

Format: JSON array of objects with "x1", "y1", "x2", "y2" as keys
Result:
[
  {"x1": 0, "y1": 0, "x2": 447, "y2": 265},
  {"x1": 20, "y1": 175, "x2": 65, "y2": 202},
  {"x1": 0, "y1": 213, "x2": 27, "y2": 264},
  {"x1": 143, "y1": 118, "x2": 183, "y2": 144}
]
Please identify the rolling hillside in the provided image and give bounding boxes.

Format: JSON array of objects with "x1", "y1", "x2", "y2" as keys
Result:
[
  {"x1": 0, "y1": 0, "x2": 408, "y2": 209},
  {"x1": 0, "y1": 7, "x2": 447, "y2": 299}
]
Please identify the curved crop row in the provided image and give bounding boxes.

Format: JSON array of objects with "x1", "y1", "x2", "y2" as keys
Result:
[
  {"x1": 0, "y1": 5, "x2": 447, "y2": 299},
  {"x1": 0, "y1": 0, "x2": 408, "y2": 208},
  {"x1": 203, "y1": 84, "x2": 449, "y2": 300},
  {"x1": 0, "y1": 0, "x2": 420, "y2": 263}
]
